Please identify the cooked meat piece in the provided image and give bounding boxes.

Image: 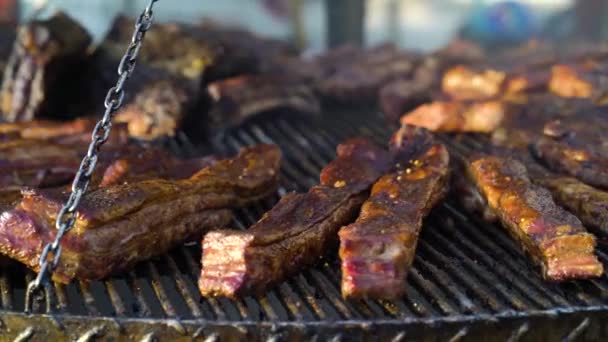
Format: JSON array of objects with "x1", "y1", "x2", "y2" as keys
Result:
[
  {"x1": 0, "y1": 139, "x2": 83, "y2": 188},
  {"x1": 549, "y1": 64, "x2": 608, "y2": 102},
  {"x1": 0, "y1": 144, "x2": 281, "y2": 283},
  {"x1": 205, "y1": 74, "x2": 320, "y2": 131},
  {"x1": 467, "y1": 155, "x2": 603, "y2": 281},
  {"x1": 490, "y1": 95, "x2": 599, "y2": 149},
  {"x1": 199, "y1": 138, "x2": 392, "y2": 298},
  {"x1": 0, "y1": 116, "x2": 98, "y2": 141},
  {"x1": 434, "y1": 39, "x2": 485, "y2": 65},
  {"x1": 316, "y1": 44, "x2": 417, "y2": 103},
  {"x1": 114, "y1": 79, "x2": 193, "y2": 140},
  {"x1": 379, "y1": 76, "x2": 433, "y2": 123},
  {"x1": 401, "y1": 100, "x2": 505, "y2": 133},
  {"x1": 532, "y1": 116, "x2": 608, "y2": 189},
  {"x1": 0, "y1": 134, "x2": 216, "y2": 190},
  {"x1": 504, "y1": 69, "x2": 551, "y2": 94},
  {"x1": 537, "y1": 176, "x2": 608, "y2": 235},
  {"x1": 93, "y1": 146, "x2": 219, "y2": 187},
  {"x1": 0, "y1": 12, "x2": 92, "y2": 122},
  {"x1": 104, "y1": 16, "x2": 263, "y2": 83},
  {"x1": 441, "y1": 65, "x2": 506, "y2": 100},
  {"x1": 339, "y1": 126, "x2": 449, "y2": 299}
]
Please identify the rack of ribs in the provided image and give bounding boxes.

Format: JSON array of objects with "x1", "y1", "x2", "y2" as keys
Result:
[
  {"x1": 400, "y1": 100, "x2": 505, "y2": 133},
  {"x1": 205, "y1": 74, "x2": 320, "y2": 132},
  {"x1": 532, "y1": 116, "x2": 608, "y2": 189},
  {"x1": 0, "y1": 144, "x2": 280, "y2": 283},
  {"x1": 339, "y1": 126, "x2": 449, "y2": 299},
  {"x1": 199, "y1": 138, "x2": 392, "y2": 298},
  {"x1": 466, "y1": 155, "x2": 603, "y2": 281},
  {"x1": 0, "y1": 12, "x2": 92, "y2": 122}
]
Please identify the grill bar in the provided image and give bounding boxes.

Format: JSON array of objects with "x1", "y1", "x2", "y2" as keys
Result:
[{"x1": 0, "y1": 110, "x2": 606, "y2": 340}]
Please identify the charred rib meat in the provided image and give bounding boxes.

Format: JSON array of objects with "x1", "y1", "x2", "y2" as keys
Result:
[
  {"x1": 400, "y1": 100, "x2": 505, "y2": 133},
  {"x1": 205, "y1": 74, "x2": 320, "y2": 131},
  {"x1": 316, "y1": 44, "x2": 417, "y2": 103},
  {"x1": 339, "y1": 126, "x2": 449, "y2": 299},
  {"x1": 0, "y1": 144, "x2": 280, "y2": 283},
  {"x1": 533, "y1": 116, "x2": 608, "y2": 189},
  {"x1": 114, "y1": 79, "x2": 194, "y2": 140},
  {"x1": 0, "y1": 12, "x2": 92, "y2": 121},
  {"x1": 199, "y1": 139, "x2": 392, "y2": 297},
  {"x1": 536, "y1": 176, "x2": 608, "y2": 235},
  {"x1": 467, "y1": 155, "x2": 603, "y2": 281},
  {"x1": 441, "y1": 65, "x2": 506, "y2": 100}
]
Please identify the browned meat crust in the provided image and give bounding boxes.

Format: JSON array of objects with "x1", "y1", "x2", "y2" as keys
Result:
[
  {"x1": 199, "y1": 139, "x2": 392, "y2": 298},
  {"x1": 315, "y1": 44, "x2": 417, "y2": 103},
  {"x1": 0, "y1": 12, "x2": 92, "y2": 122},
  {"x1": 548, "y1": 64, "x2": 608, "y2": 102},
  {"x1": 379, "y1": 77, "x2": 433, "y2": 123},
  {"x1": 441, "y1": 65, "x2": 506, "y2": 100},
  {"x1": 115, "y1": 79, "x2": 194, "y2": 140},
  {"x1": 0, "y1": 144, "x2": 281, "y2": 283},
  {"x1": 532, "y1": 117, "x2": 608, "y2": 189},
  {"x1": 339, "y1": 126, "x2": 449, "y2": 299},
  {"x1": 205, "y1": 74, "x2": 320, "y2": 131},
  {"x1": 467, "y1": 155, "x2": 603, "y2": 281},
  {"x1": 537, "y1": 176, "x2": 608, "y2": 235},
  {"x1": 400, "y1": 100, "x2": 505, "y2": 133}
]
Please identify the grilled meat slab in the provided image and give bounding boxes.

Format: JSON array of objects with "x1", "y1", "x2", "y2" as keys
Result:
[
  {"x1": 400, "y1": 100, "x2": 505, "y2": 133},
  {"x1": 379, "y1": 77, "x2": 433, "y2": 123},
  {"x1": 115, "y1": 79, "x2": 193, "y2": 140},
  {"x1": 0, "y1": 144, "x2": 280, "y2": 283},
  {"x1": 205, "y1": 74, "x2": 320, "y2": 131},
  {"x1": 537, "y1": 176, "x2": 608, "y2": 235},
  {"x1": 0, "y1": 12, "x2": 92, "y2": 121},
  {"x1": 533, "y1": 116, "x2": 608, "y2": 189},
  {"x1": 199, "y1": 139, "x2": 392, "y2": 297},
  {"x1": 316, "y1": 44, "x2": 417, "y2": 103},
  {"x1": 104, "y1": 16, "x2": 270, "y2": 83},
  {"x1": 549, "y1": 64, "x2": 608, "y2": 102},
  {"x1": 339, "y1": 126, "x2": 449, "y2": 299},
  {"x1": 441, "y1": 65, "x2": 506, "y2": 100},
  {"x1": 0, "y1": 135, "x2": 214, "y2": 189},
  {"x1": 467, "y1": 155, "x2": 603, "y2": 281}
]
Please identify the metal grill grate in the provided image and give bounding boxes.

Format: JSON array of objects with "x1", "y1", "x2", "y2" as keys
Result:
[{"x1": 1, "y1": 110, "x2": 607, "y2": 340}]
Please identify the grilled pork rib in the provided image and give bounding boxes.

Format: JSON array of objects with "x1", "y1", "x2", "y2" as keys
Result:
[
  {"x1": 537, "y1": 176, "x2": 608, "y2": 235},
  {"x1": 441, "y1": 65, "x2": 506, "y2": 100},
  {"x1": 400, "y1": 100, "x2": 505, "y2": 133},
  {"x1": 199, "y1": 138, "x2": 392, "y2": 297},
  {"x1": 549, "y1": 64, "x2": 608, "y2": 101},
  {"x1": 0, "y1": 12, "x2": 92, "y2": 121},
  {"x1": 316, "y1": 44, "x2": 417, "y2": 103},
  {"x1": 467, "y1": 155, "x2": 603, "y2": 281},
  {"x1": 339, "y1": 126, "x2": 449, "y2": 299},
  {"x1": 205, "y1": 74, "x2": 321, "y2": 131},
  {"x1": 0, "y1": 144, "x2": 280, "y2": 283},
  {"x1": 533, "y1": 116, "x2": 608, "y2": 190},
  {"x1": 115, "y1": 79, "x2": 194, "y2": 140}
]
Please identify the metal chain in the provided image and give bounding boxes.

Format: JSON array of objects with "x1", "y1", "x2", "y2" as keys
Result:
[{"x1": 25, "y1": 0, "x2": 159, "y2": 313}]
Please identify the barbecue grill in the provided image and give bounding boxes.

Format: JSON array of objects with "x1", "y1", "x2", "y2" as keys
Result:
[{"x1": 0, "y1": 108, "x2": 606, "y2": 340}]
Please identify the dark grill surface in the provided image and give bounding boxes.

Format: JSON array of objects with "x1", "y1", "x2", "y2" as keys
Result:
[{"x1": 1, "y1": 110, "x2": 608, "y2": 341}]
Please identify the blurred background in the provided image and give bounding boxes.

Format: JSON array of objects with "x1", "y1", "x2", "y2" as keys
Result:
[{"x1": 3, "y1": 0, "x2": 608, "y2": 53}]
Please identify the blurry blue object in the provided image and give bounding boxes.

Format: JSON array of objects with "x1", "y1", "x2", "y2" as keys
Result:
[{"x1": 461, "y1": 1, "x2": 538, "y2": 47}]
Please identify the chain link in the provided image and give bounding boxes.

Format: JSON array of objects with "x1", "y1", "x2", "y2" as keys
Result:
[{"x1": 25, "y1": 0, "x2": 159, "y2": 313}]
